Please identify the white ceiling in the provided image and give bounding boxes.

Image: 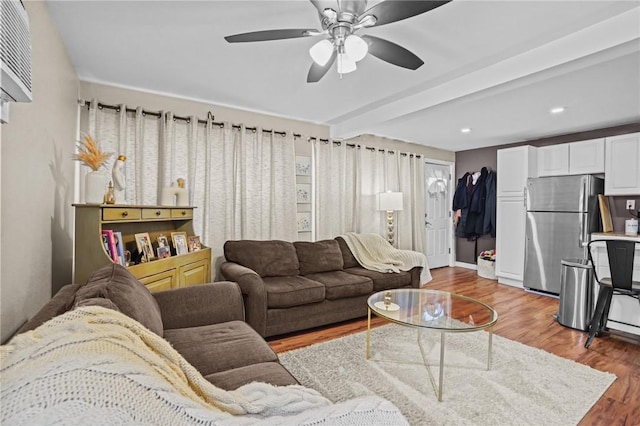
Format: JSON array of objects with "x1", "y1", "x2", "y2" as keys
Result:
[{"x1": 46, "y1": 0, "x2": 640, "y2": 152}]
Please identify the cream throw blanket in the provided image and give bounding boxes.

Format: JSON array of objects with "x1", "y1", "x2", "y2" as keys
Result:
[
  {"x1": 341, "y1": 233, "x2": 432, "y2": 284},
  {"x1": 1, "y1": 306, "x2": 407, "y2": 425}
]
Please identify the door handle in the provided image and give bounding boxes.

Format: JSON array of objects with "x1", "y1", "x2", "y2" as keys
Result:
[{"x1": 425, "y1": 221, "x2": 432, "y2": 226}]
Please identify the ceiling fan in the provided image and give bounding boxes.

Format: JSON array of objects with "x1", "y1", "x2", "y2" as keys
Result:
[{"x1": 224, "y1": 0, "x2": 451, "y2": 83}]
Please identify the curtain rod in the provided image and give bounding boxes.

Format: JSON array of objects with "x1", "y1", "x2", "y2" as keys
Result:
[
  {"x1": 81, "y1": 101, "x2": 302, "y2": 138},
  {"x1": 309, "y1": 139, "x2": 422, "y2": 158}
]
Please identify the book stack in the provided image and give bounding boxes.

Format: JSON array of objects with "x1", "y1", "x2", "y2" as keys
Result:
[{"x1": 102, "y1": 230, "x2": 126, "y2": 266}]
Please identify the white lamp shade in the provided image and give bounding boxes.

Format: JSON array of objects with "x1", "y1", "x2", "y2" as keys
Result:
[
  {"x1": 309, "y1": 39, "x2": 334, "y2": 66},
  {"x1": 378, "y1": 191, "x2": 403, "y2": 211},
  {"x1": 344, "y1": 34, "x2": 368, "y2": 62},
  {"x1": 337, "y1": 53, "x2": 357, "y2": 74}
]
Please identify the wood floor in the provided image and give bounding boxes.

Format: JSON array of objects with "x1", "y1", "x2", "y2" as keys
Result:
[{"x1": 268, "y1": 267, "x2": 640, "y2": 426}]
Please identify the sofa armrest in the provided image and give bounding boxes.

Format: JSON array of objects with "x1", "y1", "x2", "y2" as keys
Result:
[
  {"x1": 153, "y1": 282, "x2": 244, "y2": 331},
  {"x1": 220, "y1": 261, "x2": 268, "y2": 337},
  {"x1": 410, "y1": 267, "x2": 422, "y2": 288}
]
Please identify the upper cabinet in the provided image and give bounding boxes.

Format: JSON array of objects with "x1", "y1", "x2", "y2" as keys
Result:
[
  {"x1": 569, "y1": 138, "x2": 605, "y2": 175},
  {"x1": 497, "y1": 145, "x2": 537, "y2": 198},
  {"x1": 537, "y1": 144, "x2": 569, "y2": 176},
  {"x1": 537, "y1": 139, "x2": 605, "y2": 177},
  {"x1": 605, "y1": 132, "x2": 640, "y2": 196}
]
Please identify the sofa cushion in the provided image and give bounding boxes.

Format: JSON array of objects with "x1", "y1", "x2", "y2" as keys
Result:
[
  {"x1": 335, "y1": 236, "x2": 361, "y2": 269},
  {"x1": 294, "y1": 240, "x2": 344, "y2": 275},
  {"x1": 224, "y1": 240, "x2": 300, "y2": 277},
  {"x1": 262, "y1": 276, "x2": 326, "y2": 308},
  {"x1": 344, "y1": 267, "x2": 413, "y2": 291},
  {"x1": 305, "y1": 271, "x2": 373, "y2": 300},
  {"x1": 74, "y1": 264, "x2": 164, "y2": 336},
  {"x1": 204, "y1": 362, "x2": 298, "y2": 391},
  {"x1": 163, "y1": 320, "x2": 279, "y2": 377}
]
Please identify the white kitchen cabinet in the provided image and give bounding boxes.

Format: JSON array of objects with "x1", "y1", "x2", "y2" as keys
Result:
[
  {"x1": 537, "y1": 144, "x2": 569, "y2": 176},
  {"x1": 496, "y1": 145, "x2": 537, "y2": 288},
  {"x1": 604, "y1": 132, "x2": 640, "y2": 196},
  {"x1": 569, "y1": 138, "x2": 605, "y2": 174},
  {"x1": 495, "y1": 197, "x2": 527, "y2": 287},
  {"x1": 589, "y1": 235, "x2": 640, "y2": 336},
  {"x1": 497, "y1": 146, "x2": 537, "y2": 197}
]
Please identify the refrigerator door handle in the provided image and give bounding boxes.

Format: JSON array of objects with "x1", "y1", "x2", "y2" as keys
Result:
[{"x1": 578, "y1": 212, "x2": 588, "y2": 247}]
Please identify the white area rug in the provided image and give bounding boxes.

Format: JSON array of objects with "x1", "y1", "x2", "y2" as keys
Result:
[{"x1": 279, "y1": 324, "x2": 616, "y2": 426}]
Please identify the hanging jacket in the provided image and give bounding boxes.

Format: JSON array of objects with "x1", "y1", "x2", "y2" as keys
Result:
[
  {"x1": 483, "y1": 170, "x2": 497, "y2": 237},
  {"x1": 464, "y1": 167, "x2": 488, "y2": 239},
  {"x1": 452, "y1": 172, "x2": 471, "y2": 238}
]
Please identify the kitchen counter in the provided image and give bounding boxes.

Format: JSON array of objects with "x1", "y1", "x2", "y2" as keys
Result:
[{"x1": 592, "y1": 232, "x2": 640, "y2": 241}]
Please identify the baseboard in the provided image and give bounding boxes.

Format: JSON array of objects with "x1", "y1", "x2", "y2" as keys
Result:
[{"x1": 455, "y1": 261, "x2": 477, "y2": 270}]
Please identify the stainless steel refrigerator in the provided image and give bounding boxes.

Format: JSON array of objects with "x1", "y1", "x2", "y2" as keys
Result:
[{"x1": 523, "y1": 175, "x2": 603, "y2": 295}]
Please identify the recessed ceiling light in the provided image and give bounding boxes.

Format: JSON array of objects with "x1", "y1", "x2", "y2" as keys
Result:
[
  {"x1": 460, "y1": 128, "x2": 471, "y2": 133},
  {"x1": 550, "y1": 106, "x2": 566, "y2": 114}
]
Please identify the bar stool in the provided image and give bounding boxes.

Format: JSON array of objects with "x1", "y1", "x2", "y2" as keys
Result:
[{"x1": 585, "y1": 239, "x2": 640, "y2": 349}]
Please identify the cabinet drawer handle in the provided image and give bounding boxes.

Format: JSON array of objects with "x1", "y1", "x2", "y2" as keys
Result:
[
  {"x1": 122, "y1": 211, "x2": 129, "y2": 217},
  {"x1": 181, "y1": 211, "x2": 186, "y2": 216},
  {"x1": 155, "y1": 210, "x2": 161, "y2": 216}
]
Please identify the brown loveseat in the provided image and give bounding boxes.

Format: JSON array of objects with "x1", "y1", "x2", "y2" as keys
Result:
[
  {"x1": 221, "y1": 237, "x2": 422, "y2": 338},
  {"x1": 15, "y1": 263, "x2": 298, "y2": 390}
]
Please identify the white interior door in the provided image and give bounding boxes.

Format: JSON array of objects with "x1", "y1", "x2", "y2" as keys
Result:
[{"x1": 425, "y1": 162, "x2": 452, "y2": 268}]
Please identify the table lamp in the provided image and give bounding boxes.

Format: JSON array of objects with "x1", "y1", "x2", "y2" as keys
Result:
[{"x1": 378, "y1": 191, "x2": 403, "y2": 246}]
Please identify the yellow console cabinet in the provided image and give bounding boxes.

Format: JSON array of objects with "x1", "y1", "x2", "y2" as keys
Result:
[{"x1": 73, "y1": 204, "x2": 211, "y2": 291}]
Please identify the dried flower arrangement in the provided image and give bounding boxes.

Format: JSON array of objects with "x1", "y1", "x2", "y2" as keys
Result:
[{"x1": 72, "y1": 134, "x2": 112, "y2": 171}]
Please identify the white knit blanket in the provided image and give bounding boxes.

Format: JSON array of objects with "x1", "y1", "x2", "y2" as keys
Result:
[
  {"x1": 0, "y1": 306, "x2": 407, "y2": 425},
  {"x1": 341, "y1": 232, "x2": 432, "y2": 284}
]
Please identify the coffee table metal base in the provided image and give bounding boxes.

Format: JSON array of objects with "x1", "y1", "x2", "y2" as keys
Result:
[{"x1": 366, "y1": 308, "x2": 494, "y2": 402}]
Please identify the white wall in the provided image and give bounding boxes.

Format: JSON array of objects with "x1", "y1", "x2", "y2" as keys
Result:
[{"x1": 0, "y1": 1, "x2": 79, "y2": 342}]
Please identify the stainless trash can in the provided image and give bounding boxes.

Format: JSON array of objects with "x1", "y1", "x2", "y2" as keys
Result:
[{"x1": 557, "y1": 259, "x2": 597, "y2": 331}]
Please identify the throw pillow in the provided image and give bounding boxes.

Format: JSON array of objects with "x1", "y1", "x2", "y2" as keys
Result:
[
  {"x1": 294, "y1": 240, "x2": 344, "y2": 275},
  {"x1": 224, "y1": 240, "x2": 300, "y2": 277}
]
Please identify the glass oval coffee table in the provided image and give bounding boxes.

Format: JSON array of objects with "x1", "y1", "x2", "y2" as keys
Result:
[{"x1": 367, "y1": 288, "x2": 498, "y2": 401}]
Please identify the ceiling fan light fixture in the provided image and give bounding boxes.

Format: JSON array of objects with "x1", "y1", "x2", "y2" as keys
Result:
[
  {"x1": 344, "y1": 34, "x2": 368, "y2": 62},
  {"x1": 309, "y1": 39, "x2": 334, "y2": 66},
  {"x1": 337, "y1": 53, "x2": 357, "y2": 74}
]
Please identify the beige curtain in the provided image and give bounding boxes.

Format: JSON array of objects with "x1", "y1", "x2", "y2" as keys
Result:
[
  {"x1": 84, "y1": 101, "x2": 297, "y2": 275},
  {"x1": 313, "y1": 138, "x2": 425, "y2": 253}
]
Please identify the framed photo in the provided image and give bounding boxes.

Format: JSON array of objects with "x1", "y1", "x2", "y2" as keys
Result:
[
  {"x1": 134, "y1": 232, "x2": 155, "y2": 262},
  {"x1": 297, "y1": 212, "x2": 311, "y2": 232},
  {"x1": 157, "y1": 234, "x2": 170, "y2": 249},
  {"x1": 296, "y1": 183, "x2": 311, "y2": 204},
  {"x1": 157, "y1": 245, "x2": 171, "y2": 259},
  {"x1": 188, "y1": 235, "x2": 202, "y2": 252},
  {"x1": 295, "y1": 156, "x2": 311, "y2": 176},
  {"x1": 171, "y1": 231, "x2": 189, "y2": 256}
]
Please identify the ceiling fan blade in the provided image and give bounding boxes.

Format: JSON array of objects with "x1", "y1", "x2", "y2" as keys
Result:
[
  {"x1": 225, "y1": 29, "x2": 317, "y2": 43},
  {"x1": 362, "y1": 35, "x2": 424, "y2": 70},
  {"x1": 361, "y1": 0, "x2": 451, "y2": 27},
  {"x1": 307, "y1": 51, "x2": 337, "y2": 83}
]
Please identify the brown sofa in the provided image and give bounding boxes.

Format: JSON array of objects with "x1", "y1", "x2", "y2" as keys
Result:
[
  {"x1": 221, "y1": 237, "x2": 422, "y2": 338},
  {"x1": 16, "y1": 263, "x2": 298, "y2": 391}
]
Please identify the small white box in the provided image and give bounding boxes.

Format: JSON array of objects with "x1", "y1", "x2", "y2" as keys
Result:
[{"x1": 477, "y1": 257, "x2": 497, "y2": 280}]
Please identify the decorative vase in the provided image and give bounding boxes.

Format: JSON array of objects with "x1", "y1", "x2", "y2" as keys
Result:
[{"x1": 85, "y1": 171, "x2": 107, "y2": 204}]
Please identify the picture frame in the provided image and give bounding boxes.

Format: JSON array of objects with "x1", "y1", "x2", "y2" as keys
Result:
[
  {"x1": 295, "y1": 156, "x2": 311, "y2": 176},
  {"x1": 188, "y1": 235, "x2": 202, "y2": 252},
  {"x1": 157, "y1": 245, "x2": 171, "y2": 259},
  {"x1": 134, "y1": 232, "x2": 155, "y2": 262},
  {"x1": 296, "y1": 183, "x2": 311, "y2": 204},
  {"x1": 297, "y1": 212, "x2": 311, "y2": 232},
  {"x1": 171, "y1": 231, "x2": 189, "y2": 256},
  {"x1": 157, "y1": 234, "x2": 170, "y2": 249}
]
